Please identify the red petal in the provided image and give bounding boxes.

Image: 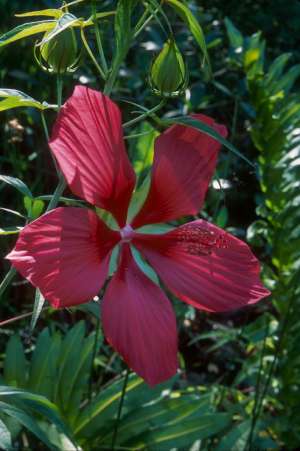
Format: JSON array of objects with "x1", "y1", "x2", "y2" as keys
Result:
[
  {"x1": 6, "y1": 207, "x2": 119, "y2": 308},
  {"x1": 102, "y1": 244, "x2": 178, "y2": 385},
  {"x1": 49, "y1": 86, "x2": 136, "y2": 227},
  {"x1": 133, "y1": 220, "x2": 270, "y2": 312},
  {"x1": 131, "y1": 115, "x2": 227, "y2": 228}
]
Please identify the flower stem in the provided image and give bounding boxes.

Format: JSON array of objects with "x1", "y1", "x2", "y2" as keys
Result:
[
  {"x1": 92, "y1": 0, "x2": 108, "y2": 75},
  {"x1": 88, "y1": 316, "x2": 101, "y2": 401},
  {"x1": 111, "y1": 368, "x2": 130, "y2": 450},
  {"x1": 56, "y1": 74, "x2": 63, "y2": 110},
  {"x1": 81, "y1": 27, "x2": 106, "y2": 81},
  {"x1": 123, "y1": 100, "x2": 165, "y2": 128}
]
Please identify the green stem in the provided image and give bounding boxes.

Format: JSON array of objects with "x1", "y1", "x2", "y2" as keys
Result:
[
  {"x1": 123, "y1": 100, "x2": 165, "y2": 128},
  {"x1": 81, "y1": 27, "x2": 106, "y2": 81},
  {"x1": 46, "y1": 175, "x2": 66, "y2": 212},
  {"x1": 92, "y1": 0, "x2": 108, "y2": 74},
  {"x1": 0, "y1": 267, "x2": 16, "y2": 299},
  {"x1": 30, "y1": 75, "x2": 66, "y2": 330},
  {"x1": 40, "y1": 111, "x2": 49, "y2": 141},
  {"x1": 56, "y1": 74, "x2": 63, "y2": 110},
  {"x1": 111, "y1": 369, "x2": 130, "y2": 450},
  {"x1": 88, "y1": 316, "x2": 101, "y2": 401},
  {"x1": 103, "y1": 60, "x2": 121, "y2": 97}
]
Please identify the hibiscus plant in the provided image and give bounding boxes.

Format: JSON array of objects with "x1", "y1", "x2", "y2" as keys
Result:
[{"x1": 0, "y1": 1, "x2": 270, "y2": 449}]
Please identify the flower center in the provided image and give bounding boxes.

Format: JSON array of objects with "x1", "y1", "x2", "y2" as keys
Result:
[{"x1": 120, "y1": 224, "x2": 134, "y2": 242}]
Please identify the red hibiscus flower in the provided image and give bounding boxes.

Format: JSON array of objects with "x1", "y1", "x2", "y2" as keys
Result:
[{"x1": 6, "y1": 86, "x2": 270, "y2": 385}]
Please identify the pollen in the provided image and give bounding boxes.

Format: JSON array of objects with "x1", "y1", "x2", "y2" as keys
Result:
[{"x1": 176, "y1": 224, "x2": 229, "y2": 256}]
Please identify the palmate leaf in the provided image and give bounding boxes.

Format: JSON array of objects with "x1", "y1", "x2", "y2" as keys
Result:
[
  {"x1": 0, "y1": 89, "x2": 50, "y2": 111},
  {"x1": 0, "y1": 20, "x2": 55, "y2": 47}
]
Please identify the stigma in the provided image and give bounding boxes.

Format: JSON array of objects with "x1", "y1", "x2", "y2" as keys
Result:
[{"x1": 120, "y1": 224, "x2": 134, "y2": 243}]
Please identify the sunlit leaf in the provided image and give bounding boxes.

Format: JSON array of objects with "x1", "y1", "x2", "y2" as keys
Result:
[
  {"x1": 15, "y1": 9, "x2": 62, "y2": 19},
  {"x1": 0, "y1": 89, "x2": 49, "y2": 111},
  {"x1": 0, "y1": 20, "x2": 55, "y2": 47}
]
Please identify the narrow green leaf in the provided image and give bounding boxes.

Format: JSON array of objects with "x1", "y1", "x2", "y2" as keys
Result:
[
  {"x1": 0, "y1": 418, "x2": 12, "y2": 450},
  {"x1": 74, "y1": 374, "x2": 144, "y2": 437},
  {"x1": 164, "y1": 116, "x2": 255, "y2": 167},
  {"x1": 215, "y1": 419, "x2": 252, "y2": 451},
  {"x1": 0, "y1": 208, "x2": 26, "y2": 219},
  {"x1": 54, "y1": 322, "x2": 85, "y2": 407},
  {"x1": 0, "y1": 401, "x2": 55, "y2": 450},
  {"x1": 0, "y1": 227, "x2": 23, "y2": 235},
  {"x1": 27, "y1": 329, "x2": 61, "y2": 399},
  {"x1": 0, "y1": 89, "x2": 53, "y2": 111},
  {"x1": 114, "y1": 0, "x2": 135, "y2": 61},
  {"x1": 83, "y1": 11, "x2": 116, "y2": 27},
  {"x1": 101, "y1": 393, "x2": 212, "y2": 446},
  {"x1": 0, "y1": 175, "x2": 33, "y2": 198},
  {"x1": 134, "y1": 413, "x2": 231, "y2": 449},
  {"x1": 224, "y1": 17, "x2": 244, "y2": 49},
  {"x1": 164, "y1": 0, "x2": 211, "y2": 73},
  {"x1": 3, "y1": 335, "x2": 27, "y2": 388},
  {"x1": 0, "y1": 20, "x2": 55, "y2": 47},
  {"x1": 0, "y1": 388, "x2": 76, "y2": 448},
  {"x1": 30, "y1": 289, "x2": 45, "y2": 332},
  {"x1": 15, "y1": 9, "x2": 62, "y2": 19},
  {"x1": 0, "y1": 389, "x2": 71, "y2": 439}
]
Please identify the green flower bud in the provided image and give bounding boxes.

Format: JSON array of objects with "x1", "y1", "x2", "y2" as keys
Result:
[
  {"x1": 36, "y1": 28, "x2": 79, "y2": 74},
  {"x1": 150, "y1": 39, "x2": 188, "y2": 97}
]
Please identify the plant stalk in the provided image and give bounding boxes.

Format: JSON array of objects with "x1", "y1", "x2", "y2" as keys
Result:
[{"x1": 111, "y1": 369, "x2": 130, "y2": 450}]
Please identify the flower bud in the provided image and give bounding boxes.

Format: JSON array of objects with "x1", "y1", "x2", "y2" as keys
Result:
[
  {"x1": 37, "y1": 28, "x2": 79, "y2": 74},
  {"x1": 150, "y1": 39, "x2": 188, "y2": 97}
]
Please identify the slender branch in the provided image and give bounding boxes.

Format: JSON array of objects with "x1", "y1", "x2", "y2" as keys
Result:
[
  {"x1": 0, "y1": 307, "x2": 50, "y2": 328},
  {"x1": 111, "y1": 369, "x2": 130, "y2": 450}
]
